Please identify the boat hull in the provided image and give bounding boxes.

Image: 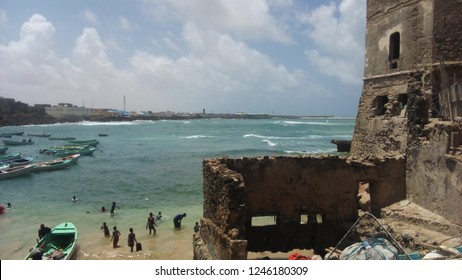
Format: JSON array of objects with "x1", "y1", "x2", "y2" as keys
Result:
[
  {"x1": 0, "y1": 164, "x2": 35, "y2": 180},
  {"x1": 25, "y1": 222, "x2": 78, "y2": 260}
]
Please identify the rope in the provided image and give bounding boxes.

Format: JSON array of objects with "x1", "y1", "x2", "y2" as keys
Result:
[{"x1": 325, "y1": 212, "x2": 411, "y2": 260}]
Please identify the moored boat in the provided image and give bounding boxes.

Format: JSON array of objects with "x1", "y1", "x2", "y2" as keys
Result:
[
  {"x1": 3, "y1": 156, "x2": 34, "y2": 167},
  {"x1": 0, "y1": 132, "x2": 24, "y2": 137},
  {"x1": 49, "y1": 137, "x2": 76, "y2": 140},
  {"x1": 25, "y1": 222, "x2": 78, "y2": 260},
  {"x1": 67, "y1": 139, "x2": 99, "y2": 146},
  {"x1": 27, "y1": 133, "x2": 51, "y2": 137},
  {"x1": 0, "y1": 152, "x2": 22, "y2": 163},
  {"x1": 60, "y1": 154, "x2": 81, "y2": 164},
  {"x1": 3, "y1": 139, "x2": 34, "y2": 146},
  {"x1": 0, "y1": 164, "x2": 35, "y2": 180},
  {"x1": 33, "y1": 159, "x2": 73, "y2": 172},
  {"x1": 41, "y1": 145, "x2": 96, "y2": 156}
]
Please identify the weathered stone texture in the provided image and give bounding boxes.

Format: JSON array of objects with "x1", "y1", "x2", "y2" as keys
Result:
[
  {"x1": 198, "y1": 156, "x2": 405, "y2": 259},
  {"x1": 196, "y1": 0, "x2": 462, "y2": 259}
]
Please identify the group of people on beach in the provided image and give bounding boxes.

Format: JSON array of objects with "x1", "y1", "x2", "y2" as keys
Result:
[{"x1": 97, "y1": 201, "x2": 199, "y2": 253}]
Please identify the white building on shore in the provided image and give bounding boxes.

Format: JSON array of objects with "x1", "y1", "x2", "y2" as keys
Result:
[{"x1": 45, "y1": 103, "x2": 91, "y2": 119}]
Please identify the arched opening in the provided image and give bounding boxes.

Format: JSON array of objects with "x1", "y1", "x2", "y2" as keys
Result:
[{"x1": 389, "y1": 32, "x2": 400, "y2": 69}]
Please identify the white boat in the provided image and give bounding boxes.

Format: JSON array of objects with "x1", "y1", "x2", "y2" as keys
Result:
[{"x1": 0, "y1": 164, "x2": 35, "y2": 180}]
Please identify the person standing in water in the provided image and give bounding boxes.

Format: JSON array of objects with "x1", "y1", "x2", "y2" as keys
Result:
[
  {"x1": 111, "y1": 226, "x2": 121, "y2": 248},
  {"x1": 110, "y1": 202, "x2": 120, "y2": 216},
  {"x1": 146, "y1": 212, "x2": 158, "y2": 235},
  {"x1": 101, "y1": 222, "x2": 110, "y2": 237},
  {"x1": 127, "y1": 228, "x2": 138, "y2": 252}
]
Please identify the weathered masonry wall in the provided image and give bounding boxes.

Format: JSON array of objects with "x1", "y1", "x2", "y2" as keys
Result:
[
  {"x1": 406, "y1": 121, "x2": 462, "y2": 225},
  {"x1": 351, "y1": 0, "x2": 462, "y2": 226},
  {"x1": 194, "y1": 156, "x2": 406, "y2": 259},
  {"x1": 363, "y1": 0, "x2": 434, "y2": 77}
]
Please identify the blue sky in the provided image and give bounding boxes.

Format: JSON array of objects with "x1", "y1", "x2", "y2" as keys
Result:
[{"x1": 0, "y1": 0, "x2": 366, "y2": 116}]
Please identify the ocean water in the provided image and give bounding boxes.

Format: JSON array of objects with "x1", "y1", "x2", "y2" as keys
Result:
[{"x1": 0, "y1": 117, "x2": 355, "y2": 260}]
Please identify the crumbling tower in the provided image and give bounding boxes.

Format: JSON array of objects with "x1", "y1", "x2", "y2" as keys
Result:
[{"x1": 351, "y1": 0, "x2": 462, "y2": 224}]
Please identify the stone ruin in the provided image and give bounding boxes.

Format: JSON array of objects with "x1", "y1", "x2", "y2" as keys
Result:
[{"x1": 194, "y1": 0, "x2": 462, "y2": 259}]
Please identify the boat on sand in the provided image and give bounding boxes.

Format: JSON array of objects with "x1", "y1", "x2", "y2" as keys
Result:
[{"x1": 25, "y1": 222, "x2": 78, "y2": 260}]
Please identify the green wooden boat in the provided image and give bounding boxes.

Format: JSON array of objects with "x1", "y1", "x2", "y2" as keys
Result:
[
  {"x1": 67, "y1": 139, "x2": 99, "y2": 146},
  {"x1": 49, "y1": 136, "x2": 76, "y2": 140},
  {"x1": 33, "y1": 159, "x2": 73, "y2": 172},
  {"x1": 25, "y1": 222, "x2": 78, "y2": 260},
  {"x1": 41, "y1": 145, "x2": 96, "y2": 156},
  {"x1": 0, "y1": 152, "x2": 22, "y2": 163}
]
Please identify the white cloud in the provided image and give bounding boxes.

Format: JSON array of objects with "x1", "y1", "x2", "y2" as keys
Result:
[
  {"x1": 127, "y1": 23, "x2": 321, "y2": 112},
  {"x1": 1, "y1": 13, "x2": 322, "y2": 113},
  {"x1": 299, "y1": 0, "x2": 366, "y2": 86},
  {"x1": 143, "y1": 0, "x2": 291, "y2": 43},
  {"x1": 83, "y1": 9, "x2": 98, "y2": 24}
]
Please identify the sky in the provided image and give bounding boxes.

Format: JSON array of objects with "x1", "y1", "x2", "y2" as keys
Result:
[{"x1": 0, "y1": 0, "x2": 367, "y2": 116}]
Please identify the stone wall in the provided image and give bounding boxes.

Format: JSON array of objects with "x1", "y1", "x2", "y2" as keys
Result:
[
  {"x1": 195, "y1": 155, "x2": 406, "y2": 259},
  {"x1": 352, "y1": 0, "x2": 462, "y2": 227},
  {"x1": 406, "y1": 121, "x2": 462, "y2": 224},
  {"x1": 433, "y1": 1, "x2": 462, "y2": 62}
]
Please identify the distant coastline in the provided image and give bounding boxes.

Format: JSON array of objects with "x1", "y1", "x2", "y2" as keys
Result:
[{"x1": 1, "y1": 111, "x2": 346, "y2": 127}]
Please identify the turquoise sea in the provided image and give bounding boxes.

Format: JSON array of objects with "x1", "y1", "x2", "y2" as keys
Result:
[{"x1": 0, "y1": 117, "x2": 355, "y2": 260}]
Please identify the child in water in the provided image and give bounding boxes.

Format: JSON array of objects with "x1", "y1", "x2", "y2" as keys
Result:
[{"x1": 101, "y1": 222, "x2": 110, "y2": 236}]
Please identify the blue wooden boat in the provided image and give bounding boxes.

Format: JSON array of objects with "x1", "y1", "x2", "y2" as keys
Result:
[{"x1": 25, "y1": 222, "x2": 78, "y2": 260}]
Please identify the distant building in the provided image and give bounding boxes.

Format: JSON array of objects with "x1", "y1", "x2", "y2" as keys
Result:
[{"x1": 45, "y1": 103, "x2": 91, "y2": 119}]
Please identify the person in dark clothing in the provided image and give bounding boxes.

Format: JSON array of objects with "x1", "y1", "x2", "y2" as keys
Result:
[
  {"x1": 146, "y1": 212, "x2": 158, "y2": 235},
  {"x1": 101, "y1": 222, "x2": 110, "y2": 237},
  {"x1": 110, "y1": 202, "x2": 120, "y2": 216},
  {"x1": 173, "y1": 213, "x2": 186, "y2": 229},
  {"x1": 38, "y1": 224, "x2": 51, "y2": 240},
  {"x1": 127, "y1": 228, "x2": 138, "y2": 252}
]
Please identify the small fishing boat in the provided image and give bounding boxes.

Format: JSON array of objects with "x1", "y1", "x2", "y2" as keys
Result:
[
  {"x1": 27, "y1": 133, "x2": 51, "y2": 138},
  {"x1": 41, "y1": 145, "x2": 96, "y2": 156},
  {"x1": 98, "y1": 133, "x2": 108, "y2": 137},
  {"x1": 0, "y1": 152, "x2": 22, "y2": 163},
  {"x1": 25, "y1": 222, "x2": 78, "y2": 260},
  {"x1": 67, "y1": 139, "x2": 99, "y2": 146},
  {"x1": 0, "y1": 147, "x2": 7, "y2": 154},
  {"x1": 4, "y1": 156, "x2": 34, "y2": 167},
  {"x1": 33, "y1": 159, "x2": 72, "y2": 172},
  {"x1": 0, "y1": 132, "x2": 24, "y2": 137},
  {"x1": 49, "y1": 136, "x2": 76, "y2": 140},
  {"x1": 60, "y1": 154, "x2": 81, "y2": 164},
  {"x1": 3, "y1": 139, "x2": 34, "y2": 146},
  {"x1": 0, "y1": 164, "x2": 35, "y2": 180}
]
